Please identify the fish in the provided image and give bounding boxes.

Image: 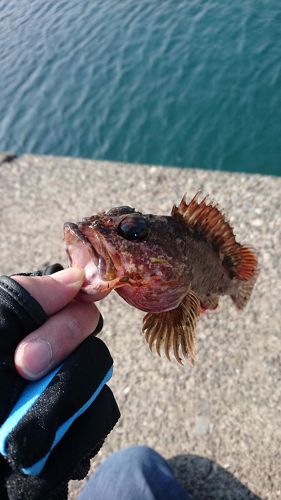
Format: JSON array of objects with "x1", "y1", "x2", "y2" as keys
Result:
[{"x1": 64, "y1": 192, "x2": 258, "y2": 364}]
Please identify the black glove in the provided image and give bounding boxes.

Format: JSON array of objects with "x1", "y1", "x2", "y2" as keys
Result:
[{"x1": 0, "y1": 264, "x2": 120, "y2": 500}]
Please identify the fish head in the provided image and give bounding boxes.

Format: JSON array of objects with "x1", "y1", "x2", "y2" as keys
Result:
[{"x1": 64, "y1": 206, "x2": 187, "y2": 311}]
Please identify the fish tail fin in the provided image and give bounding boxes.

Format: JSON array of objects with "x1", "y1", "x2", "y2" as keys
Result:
[{"x1": 230, "y1": 273, "x2": 258, "y2": 310}]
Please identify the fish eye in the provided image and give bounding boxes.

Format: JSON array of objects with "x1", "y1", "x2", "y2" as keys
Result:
[{"x1": 117, "y1": 214, "x2": 148, "y2": 241}]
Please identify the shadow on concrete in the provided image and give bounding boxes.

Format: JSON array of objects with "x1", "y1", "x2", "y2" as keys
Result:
[{"x1": 168, "y1": 454, "x2": 261, "y2": 500}]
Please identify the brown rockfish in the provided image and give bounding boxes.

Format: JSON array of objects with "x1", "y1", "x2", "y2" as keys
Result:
[{"x1": 64, "y1": 193, "x2": 258, "y2": 364}]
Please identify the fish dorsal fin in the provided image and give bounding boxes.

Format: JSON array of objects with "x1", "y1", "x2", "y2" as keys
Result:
[
  {"x1": 172, "y1": 192, "x2": 258, "y2": 281},
  {"x1": 142, "y1": 290, "x2": 200, "y2": 364}
]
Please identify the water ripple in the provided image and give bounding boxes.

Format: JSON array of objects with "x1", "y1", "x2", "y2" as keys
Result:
[{"x1": 0, "y1": 0, "x2": 280, "y2": 174}]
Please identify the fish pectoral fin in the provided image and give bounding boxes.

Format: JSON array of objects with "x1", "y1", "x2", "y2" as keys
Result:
[{"x1": 142, "y1": 290, "x2": 200, "y2": 365}]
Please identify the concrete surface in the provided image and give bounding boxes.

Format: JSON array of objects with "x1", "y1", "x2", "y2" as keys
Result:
[{"x1": 0, "y1": 154, "x2": 280, "y2": 499}]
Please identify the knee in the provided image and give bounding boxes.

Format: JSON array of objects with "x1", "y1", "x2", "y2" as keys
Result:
[{"x1": 116, "y1": 445, "x2": 162, "y2": 467}]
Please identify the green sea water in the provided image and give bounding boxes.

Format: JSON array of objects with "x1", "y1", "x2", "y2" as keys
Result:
[{"x1": 0, "y1": 0, "x2": 280, "y2": 175}]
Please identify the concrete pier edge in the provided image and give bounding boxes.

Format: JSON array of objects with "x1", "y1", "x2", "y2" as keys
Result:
[{"x1": 0, "y1": 153, "x2": 280, "y2": 499}]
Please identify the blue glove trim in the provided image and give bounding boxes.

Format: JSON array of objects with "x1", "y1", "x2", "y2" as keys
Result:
[
  {"x1": 0, "y1": 364, "x2": 62, "y2": 456},
  {"x1": 22, "y1": 365, "x2": 113, "y2": 476},
  {"x1": 0, "y1": 364, "x2": 113, "y2": 476}
]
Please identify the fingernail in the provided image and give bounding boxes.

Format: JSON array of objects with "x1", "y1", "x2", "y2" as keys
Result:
[
  {"x1": 16, "y1": 340, "x2": 53, "y2": 380},
  {"x1": 51, "y1": 267, "x2": 84, "y2": 288}
]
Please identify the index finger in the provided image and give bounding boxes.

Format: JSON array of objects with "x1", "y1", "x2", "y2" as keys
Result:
[{"x1": 13, "y1": 268, "x2": 85, "y2": 315}]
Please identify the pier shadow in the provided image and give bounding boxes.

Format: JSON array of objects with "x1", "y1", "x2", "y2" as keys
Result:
[{"x1": 168, "y1": 454, "x2": 261, "y2": 500}]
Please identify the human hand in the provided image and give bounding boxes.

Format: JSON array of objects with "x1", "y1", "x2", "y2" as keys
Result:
[
  {"x1": 0, "y1": 265, "x2": 119, "y2": 499},
  {"x1": 13, "y1": 267, "x2": 101, "y2": 380}
]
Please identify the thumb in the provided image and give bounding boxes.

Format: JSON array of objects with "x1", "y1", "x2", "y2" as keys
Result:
[{"x1": 13, "y1": 268, "x2": 85, "y2": 315}]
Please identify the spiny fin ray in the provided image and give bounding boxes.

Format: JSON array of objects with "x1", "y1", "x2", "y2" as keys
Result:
[
  {"x1": 142, "y1": 290, "x2": 200, "y2": 364},
  {"x1": 172, "y1": 192, "x2": 258, "y2": 281}
]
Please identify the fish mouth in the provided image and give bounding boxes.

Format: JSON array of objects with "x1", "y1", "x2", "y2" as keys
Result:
[{"x1": 64, "y1": 222, "x2": 128, "y2": 302}]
